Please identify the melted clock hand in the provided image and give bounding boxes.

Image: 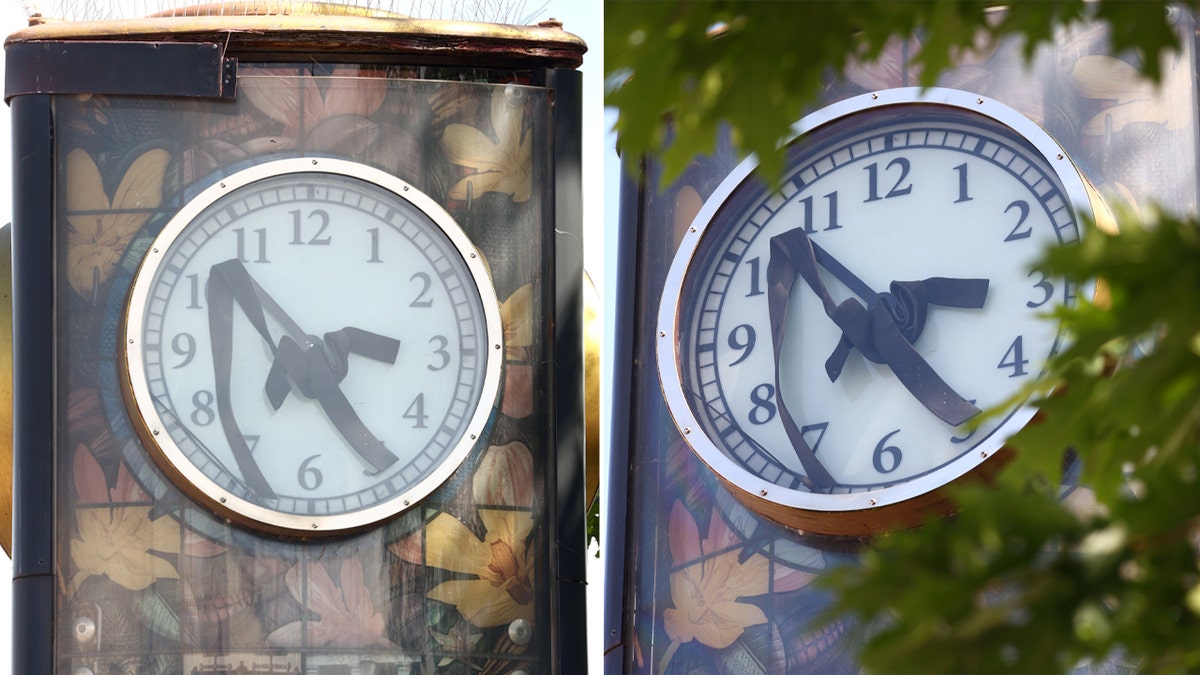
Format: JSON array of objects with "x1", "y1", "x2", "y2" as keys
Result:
[
  {"x1": 264, "y1": 327, "x2": 400, "y2": 410},
  {"x1": 767, "y1": 227, "x2": 989, "y2": 428},
  {"x1": 208, "y1": 260, "x2": 401, "y2": 483},
  {"x1": 208, "y1": 260, "x2": 277, "y2": 498},
  {"x1": 269, "y1": 334, "x2": 399, "y2": 473}
]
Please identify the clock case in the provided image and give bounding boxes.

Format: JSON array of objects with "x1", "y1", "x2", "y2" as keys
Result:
[
  {"x1": 606, "y1": 13, "x2": 1200, "y2": 675},
  {"x1": 7, "y1": 9, "x2": 586, "y2": 674},
  {"x1": 657, "y1": 88, "x2": 1102, "y2": 537}
]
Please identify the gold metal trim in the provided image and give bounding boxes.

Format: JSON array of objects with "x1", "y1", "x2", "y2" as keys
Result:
[
  {"x1": 6, "y1": 11, "x2": 586, "y2": 67},
  {"x1": 0, "y1": 224, "x2": 11, "y2": 557}
]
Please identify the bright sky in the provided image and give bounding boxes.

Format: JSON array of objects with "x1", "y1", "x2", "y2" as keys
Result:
[{"x1": 0, "y1": 0, "x2": 605, "y2": 672}]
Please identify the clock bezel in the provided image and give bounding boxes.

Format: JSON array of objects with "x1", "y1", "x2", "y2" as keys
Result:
[
  {"x1": 657, "y1": 87, "x2": 1097, "y2": 534},
  {"x1": 121, "y1": 156, "x2": 504, "y2": 537}
]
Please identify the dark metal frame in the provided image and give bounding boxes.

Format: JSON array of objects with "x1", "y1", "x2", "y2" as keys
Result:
[
  {"x1": 603, "y1": 156, "x2": 646, "y2": 673},
  {"x1": 549, "y1": 66, "x2": 588, "y2": 675},
  {"x1": 10, "y1": 91, "x2": 56, "y2": 675}
]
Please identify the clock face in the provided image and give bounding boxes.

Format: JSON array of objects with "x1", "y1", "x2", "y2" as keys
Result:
[
  {"x1": 658, "y1": 88, "x2": 1094, "y2": 534},
  {"x1": 123, "y1": 157, "x2": 503, "y2": 535}
]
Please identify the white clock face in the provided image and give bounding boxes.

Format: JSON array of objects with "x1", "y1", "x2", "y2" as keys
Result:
[
  {"x1": 123, "y1": 158, "x2": 502, "y2": 535},
  {"x1": 659, "y1": 89, "x2": 1093, "y2": 532}
]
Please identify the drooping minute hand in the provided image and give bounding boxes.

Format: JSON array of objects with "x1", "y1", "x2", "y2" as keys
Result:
[
  {"x1": 766, "y1": 226, "x2": 989, "y2": 428},
  {"x1": 207, "y1": 260, "x2": 401, "y2": 496}
]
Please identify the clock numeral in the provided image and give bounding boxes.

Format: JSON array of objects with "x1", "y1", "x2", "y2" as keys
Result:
[
  {"x1": 171, "y1": 333, "x2": 196, "y2": 369},
  {"x1": 745, "y1": 256, "x2": 763, "y2": 297},
  {"x1": 800, "y1": 191, "x2": 841, "y2": 233},
  {"x1": 367, "y1": 227, "x2": 383, "y2": 263},
  {"x1": 998, "y1": 336, "x2": 1030, "y2": 377},
  {"x1": 873, "y1": 429, "x2": 903, "y2": 473},
  {"x1": 748, "y1": 383, "x2": 777, "y2": 425},
  {"x1": 801, "y1": 422, "x2": 828, "y2": 453},
  {"x1": 1027, "y1": 269, "x2": 1055, "y2": 308},
  {"x1": 428, "y1": 335, "x2": 450, "y2": 371},
  {"x1": 1003, "y1": 199, "x2": 1032, "y2": 242},
  {"x1": 187, "y1": 273, "x2": 203, "y2": 309},
  {"x1": 953, "y1": 162, "x2": 973, "y2": 203},
  {"x1": 863, "y1": 157, "x2": 913, "y2": 202},
  {"x1": 290, "y1": 209, "x2": 332, "y2": 246},
  {"x1": 727, "y1": 324, "x2": 756, "y2": 366},
  {"x1": 297, "y1": 454, "x2": 323, "y2": 491},
  {"x1": 409, "y1": 272, "x2": 434, "y2": 308},
  {"x1": 191, "y1": 390, "x2": 216, "y2": 426},
  {"x1": 235, "y1": 227, "x2": 269, "y2": 263},
  {"x1": 404, "y1": 394, "x2": 429, "y2": 428}
]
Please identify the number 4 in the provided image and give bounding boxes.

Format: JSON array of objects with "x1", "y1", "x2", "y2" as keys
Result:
[
  {"x1": 998, "y1": 336, "x2": 1029, "y2": 377},
  {"x1": 404, "y1": 394, "x2": 429, "y2": 428}
]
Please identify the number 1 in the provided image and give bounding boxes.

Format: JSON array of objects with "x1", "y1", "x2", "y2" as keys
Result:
[{"x1": 953, "y1": 163, "x2": 972, "y2": 203}]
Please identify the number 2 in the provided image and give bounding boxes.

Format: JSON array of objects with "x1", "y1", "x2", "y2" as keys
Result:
[{"x1": 409, "y1": 272, "x2": 433, "y2": 308}]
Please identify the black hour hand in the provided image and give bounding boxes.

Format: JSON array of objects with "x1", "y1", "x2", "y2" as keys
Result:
[
  {"x1": 268, "y1": 334, "x2": 399, "y2": 473},
  {"x1": 265, "y1": 327, "x2": 400, "y2": 410},
  {"x1": 767, "y1": 227, "x2": 987, "y2": 428}
]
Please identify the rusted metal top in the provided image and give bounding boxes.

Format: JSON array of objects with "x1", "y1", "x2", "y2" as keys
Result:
[{"x1": 5, "y1": 2, "x2": 586, "y2": 68}]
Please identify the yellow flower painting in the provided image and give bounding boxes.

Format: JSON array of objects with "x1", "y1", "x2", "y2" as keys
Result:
[
  {"x1": 69, "y1": 443, "x2": 180, "y2": 592},
  {"x1": 392, "y1": 508, "x2": 536, "y2": 629},
  {"x1": 442, "y1": 87, "x2": 532, "y2": 203},
  {"x1": 71, "y1": 506, "x2": 181, "y2": 592},
  {"x1": 65, "y1": 148, "x2": 169, "y2": 300},
  {"x1": 500, "y1": 284, "x2": 535, "y2": 418}
]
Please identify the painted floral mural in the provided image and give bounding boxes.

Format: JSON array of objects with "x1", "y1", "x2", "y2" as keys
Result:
[
  {"x1": 620, "y1": 18, "x2": 1199, "y2": 675},
  {"x1": 56, "y1": 67, "x2": 554, "y2": 674}
]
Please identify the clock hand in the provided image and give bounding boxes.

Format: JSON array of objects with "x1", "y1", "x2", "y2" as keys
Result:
[
  {"x1": 207, "y1": 260, "x2": 278, "y2": 498},
  {"x1": 757, "y1": 254, "x2": 837, "y2": 490},
  {"x1": 269, "y1": 334, "x2": 400, "y2": 473},
  {"x1": 808, "y1": 240, "x2": 990, "y2": 383},
  {"x1": 264, "y1": 327, "x2": 400, "y2": 410},
  {"x1": 208, "y1": 260, "x2": 401, "y2": 480},
  {"x1": 767, "y1": 227, "x2": 988, "y2": 427}
]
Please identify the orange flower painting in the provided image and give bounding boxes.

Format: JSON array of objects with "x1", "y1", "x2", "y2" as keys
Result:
[
  {"x1": 660, "y1": 501, "x2": 815, "y2": 672},
  {"x1": 266, "y1": 559, "x2": 391, "y2": 649},
  {"x1": 240, "y1": 67, "x2": 388, "y2": 136}
]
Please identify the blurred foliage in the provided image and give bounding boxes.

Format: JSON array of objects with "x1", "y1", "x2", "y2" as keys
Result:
[
  {"x1": 605, "y1": 0, "x2": 1180, "y2": 185},
  {"x1": 606, "y1": 1, "x2": 1200, "y2": 672},
  {"x1": 822, "y1": 213, "x2": 1200, "y2": 672}
]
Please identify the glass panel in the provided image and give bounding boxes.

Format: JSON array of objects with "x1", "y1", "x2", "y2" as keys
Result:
[
  {"x1": 616, "y1": 18, "x2": 1199, "y2": 674},
  {"x1": 56, "y1": 67, "x2": 553, "y2": 673}
]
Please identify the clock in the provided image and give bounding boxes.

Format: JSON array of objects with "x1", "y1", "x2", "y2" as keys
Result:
[
  {"x1": 658, "y1": 88, "x2": 1099, "y2": 536},
  {"x1": 121, "y1": 157, "x2": 503, "y2": 536}
]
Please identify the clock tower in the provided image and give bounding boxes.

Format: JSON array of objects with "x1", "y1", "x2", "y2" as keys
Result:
[{"x1": 6, "y1": 6, "x2": 587, "y2": 673}]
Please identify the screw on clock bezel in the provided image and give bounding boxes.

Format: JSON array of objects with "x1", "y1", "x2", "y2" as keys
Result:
[
  {"x1": 121, "y1": 156, "x2": 504, "y2": 537},
  {"x1": 657, "y1": 87, "x2": 1098, "y2": 535}
]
